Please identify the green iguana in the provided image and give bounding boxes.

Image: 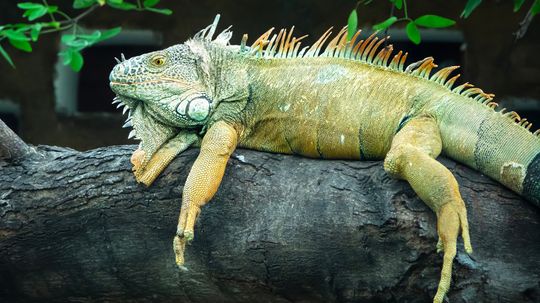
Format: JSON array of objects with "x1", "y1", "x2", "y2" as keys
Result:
[{"x1": 109, "y1": 15, "x2": 540, "y2": 303}]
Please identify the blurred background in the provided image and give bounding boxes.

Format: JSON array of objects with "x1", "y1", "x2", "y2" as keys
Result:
[{"x1": 0, "y1": 0, "x2": 539, "y2": 151}]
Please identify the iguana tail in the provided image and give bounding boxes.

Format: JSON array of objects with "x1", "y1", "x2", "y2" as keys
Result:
[{"x1": 437, "y1": 94, "x2": 540, "y2": 207}]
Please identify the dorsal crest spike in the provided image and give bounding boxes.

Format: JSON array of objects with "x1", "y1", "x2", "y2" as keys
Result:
[
  {"x1": 462, "y1": 87, "x2": 483, "y2": 97},
  {"x1": 381, "y1": 45, "x2": 393, "y2": 67},
  {"x1": 307, "y1": 27, "x2": 333, "y2": 57},
  {"x1": 250, "y1": 27, "x2": 274, "y2": 52},
  {"x1": 356, "y1": 32, "x2": 377, "y2": 60},
  {"x1": 361, "y1": 36, "x2": 379, "y2": 61},
  {"x1": 282, "y1": 26, "x2": 295, "y2": 58},
  {"x1": 336, "y1": 27, "x2": 350, "y2": 57},
  {"x1": 345, "y1": 30, "x2": 363, "y2": 58},
  {"x1": 238, "y1": 26, "x2": 537, "y2": 135},
  {"x1": 431, "y1": 66, "x2": 459, "y2": 83},
  {"x1": 398, "y1": 52, "x2": 408, "y2": 71},
  {"x1": 444, "y1": 74, "x2": 461, "y2": 88},
  {"x1": 367, "y1": 37, "x2": 387, "y2": 63},
  {"x1": 487, "y1": 102, "x2": 498, "y2": 109},
  {"x1": 324, "y1": 26, "x2": 347, "y2": 57},
  {"x1": 452, "y1": 82, "x2": 473, "y2": 94},
  {"x1": 240, "y1": 34, "x2": 248, "y2": 52},
  {"x1": 389, "y1": 50, "x2": 402, "y2": 69},
  {"x1": 405, "y1": 57, "x2": 433, "y2": 74},
  {"x1": 206, "y1": 14, "x2": 221, "y2": 40}
]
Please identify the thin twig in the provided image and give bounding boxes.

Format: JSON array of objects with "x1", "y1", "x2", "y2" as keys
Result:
[{"x1": 514, "y1": 2, "x2": 536, "y2": 41}]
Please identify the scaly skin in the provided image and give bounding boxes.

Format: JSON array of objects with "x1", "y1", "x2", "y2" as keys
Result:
[{"x1": 109, "y1": 15, "x2": 540, "y2": 303}]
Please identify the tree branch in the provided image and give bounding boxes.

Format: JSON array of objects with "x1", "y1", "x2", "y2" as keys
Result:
[
  {"x1": 0, "y1": 145, "x2": 539, "y2": 302},
  {"x1": 0, "y1": 118, "x2": 39, "y2": 161}
]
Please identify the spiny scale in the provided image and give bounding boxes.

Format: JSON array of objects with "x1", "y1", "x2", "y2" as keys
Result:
[{"x1": 245, "y1": 25, "x2": 537, "y2": 135}]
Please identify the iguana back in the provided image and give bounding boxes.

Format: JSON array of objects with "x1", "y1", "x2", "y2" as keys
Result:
[{"x1": 237, "y1": 27, "x2": 540, "y2": 205}]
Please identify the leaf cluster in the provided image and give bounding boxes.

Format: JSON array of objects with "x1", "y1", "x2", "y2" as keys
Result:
[
  {"x1": 0, "y1": 0, "x2": 173, "y2": 71},
  {"x1": 348, "y1": 0, "x2": 539, "y2": 45}
]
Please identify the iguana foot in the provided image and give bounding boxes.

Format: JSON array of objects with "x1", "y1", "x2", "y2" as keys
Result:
[{"x1": 433, "y1": 201, "x2": 473, "y2": 303}]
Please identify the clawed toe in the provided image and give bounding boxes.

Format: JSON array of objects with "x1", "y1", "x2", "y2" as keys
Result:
[{"x1": 436, "y1": 238, "x2": 444, "y2": 253}]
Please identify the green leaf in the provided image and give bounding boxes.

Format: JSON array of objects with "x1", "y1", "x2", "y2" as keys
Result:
[
  {"x1": 97, "y1": 27, "x2": 121, "y2": 42},
  {"x1": 414, "y1": 15, "x2": 455, "y2": 28},
  {"x1": 77, "y1": 30, "x2": 102, "y2": 43},
  {"x1": 145, "y1": 7, "x2": 173, "y2": 15},
  {"x1": 513, "y1": 0, "x2": 526, "y2": 12},
  {"x1": 0, "y1": 45, "x2": 15, "y2": 68},
  {"x1": 61, "y1": 34, "x2": 76, "y2": 44},
  {"x1": 47, "y1": 5, "x2": 58, "y2": 13},
  {"x1": 390, "y1": 0, "x2": 403, "y2": 10},
  {"x1": 27, "y1": 7, "x2": 48, "y2": 21},
  {"x1": 17, "y1": 2, "x2": 44, "y2": 9},
  {"x1": 61, "y1": 34, "x2": 89, "y2": 49},
  {"x1": 373, "y1": 16, "x2": 397, "y2": 31},
  {"x1": 10, "y1": 24, "x2": 32, "y2": 31},
  {"x1": 59, "y1": 48, "x2": 84, "y2": 71},
  {"x1": 533, "y1": 0, "x2": 540, "y2": 16},
  {"x1": 69, "y1": 50, "x2": 84, "y2": 71},
  {"x1": 108, "y1": 1, "x2": 138, "y2": 10},
  {"x1": 347, "y1": 9, "x2": 358, "y2": 41},
  {"x1": 3, "y1": 30, "x2": 29, "y2": 41},
  {"x1": 143, "y1": 0, "x2": 160, "y2": 7},
  {"x1": 461, "y1": 0, "x2": 482, "y2": 18},
  {"x1": 406, "y1": 21, "x2": 421, "y2": 44},
  {"x1": 73, "y1": 0, "x2": 96, "y2": 9},
  {"x1": 30, "y1": 23, "x2": 42, "y2": 41},
  {"x1": 9, "y1": 39, "x2": 32, "y2": 52}
]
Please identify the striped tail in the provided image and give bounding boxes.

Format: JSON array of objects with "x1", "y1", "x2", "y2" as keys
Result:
[{"x1": 437, "y1": 96, "x2": 540, "y2": 208}]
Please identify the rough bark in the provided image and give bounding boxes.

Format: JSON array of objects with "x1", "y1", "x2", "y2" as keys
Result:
[{"x1": 0, "y1": 145, "x2": 539, "y2": 303}]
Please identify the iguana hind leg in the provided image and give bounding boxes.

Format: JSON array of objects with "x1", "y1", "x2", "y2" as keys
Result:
[
  {"x1": 173, "y1": 121, "x2": 238, "y2": 267},
  {"x1": 383, "y1": 115, "x2": 473, "y2": 303}
]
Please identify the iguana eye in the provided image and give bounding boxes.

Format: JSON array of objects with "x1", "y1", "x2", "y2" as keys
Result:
[{"x1": 150, "y1": 55, "x2": 166, "y2": 67}]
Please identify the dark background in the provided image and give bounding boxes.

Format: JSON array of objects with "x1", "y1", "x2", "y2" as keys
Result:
[{"x1": 0, "y1": 0, "x2": 539, "y2": 150}]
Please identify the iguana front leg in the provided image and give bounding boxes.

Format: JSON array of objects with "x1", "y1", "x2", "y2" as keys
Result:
[
  {"x1": 173, "y1": 120, "x2": 239, "y2": 267},
  {"x1": 383, "y1": 116, "x2": 473, "y2": 303}
]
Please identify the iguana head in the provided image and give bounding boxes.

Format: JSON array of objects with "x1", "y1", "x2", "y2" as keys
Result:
[{"x1": 109, "y1": 15, "x2": 248, "y2": 185}]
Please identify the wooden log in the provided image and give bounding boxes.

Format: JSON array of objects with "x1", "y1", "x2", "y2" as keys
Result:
[{"x1": 0, "y1": 145, "x2": 539, "y2": 303}]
